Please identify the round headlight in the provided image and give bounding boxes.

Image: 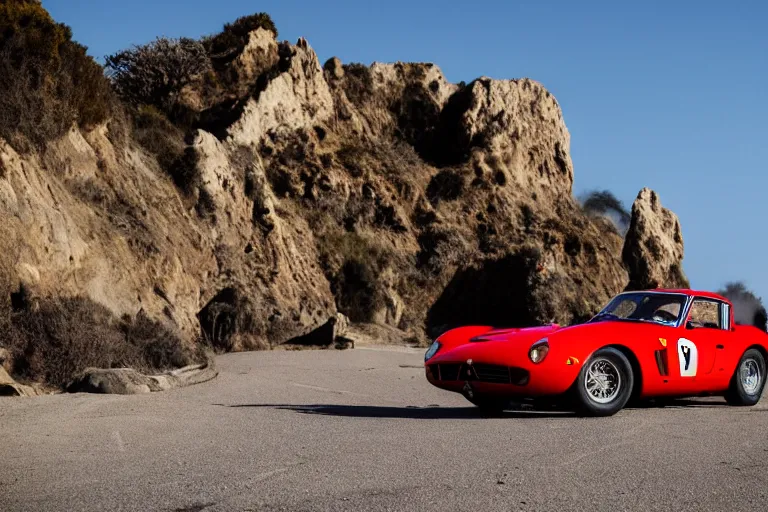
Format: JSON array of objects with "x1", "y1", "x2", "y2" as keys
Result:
[
  {"x1": 425, "y1": 340, "x2": 441, "y2": 362},
  {"x1": 529, "y1": 338, "x2": 549, "y2": 364}
]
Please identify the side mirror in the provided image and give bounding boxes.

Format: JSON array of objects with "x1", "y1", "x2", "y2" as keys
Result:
[{"x1": 686, "y1": 321, "x2": 695, "y2": 330}]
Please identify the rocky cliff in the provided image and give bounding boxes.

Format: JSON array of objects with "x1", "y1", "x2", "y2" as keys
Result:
[{"x1": 0, "y1": 7, "x2": 689, "y2": 388}]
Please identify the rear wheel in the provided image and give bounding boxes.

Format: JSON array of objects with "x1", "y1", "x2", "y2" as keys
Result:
[
  {"x1": 572, "y1": 347, "x2": 634, "y2": 417},
  {"x1": 725, "y1": 349, "x2": 766, "y2": 406}
]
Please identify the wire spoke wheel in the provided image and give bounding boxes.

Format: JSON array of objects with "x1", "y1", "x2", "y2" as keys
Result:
[
  {"x1": 574, "y1": 348, "x2": 633, "y2": 416},
  {"x1": 740, "y1": 358, "x2": 762, "y2": 395},
  {"x1": 726, "y1": 349, "x2": 766, "y2": 407},
  {"x1": 584, "y1": 358, "x2": 622, "y2": 404}
]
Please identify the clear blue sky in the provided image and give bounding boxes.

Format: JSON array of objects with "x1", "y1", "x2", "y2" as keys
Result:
[{"x1": 45, "y1": 0, "x2": 768, "y2": 300}]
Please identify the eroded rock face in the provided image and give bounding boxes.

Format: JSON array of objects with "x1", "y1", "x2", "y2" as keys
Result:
[
  {"x1": 233, "y1": 27, "x2": 279, "y2": 86},
  {"x1": 418, "y1": 78, "x2": 573, "y2": 202},
  {"x1": 228, "y1": 37, "x2": 333, "y2": 146},
  {"x1": 0, "y1": 132, "x2": 216, "y2": 340},
  {"x1": 622, "y1": 188, "x2": 689, "y2": 290},
  {"x1": 0, "y1": 22, "x2": 689, "y2": 392}
]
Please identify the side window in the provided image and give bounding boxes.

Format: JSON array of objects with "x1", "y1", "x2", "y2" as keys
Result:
[{"x1": 688, "y1": 299, "x2": 726, "y2": 330}]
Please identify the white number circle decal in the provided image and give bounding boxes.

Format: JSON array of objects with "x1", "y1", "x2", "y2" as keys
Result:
[{"x1": 677, "y1": 338, "x2": 698, "y2": 377}]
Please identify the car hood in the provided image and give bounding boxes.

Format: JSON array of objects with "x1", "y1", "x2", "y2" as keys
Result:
[
  {"x1": 442, "y1": 318, "x2": 669, "y2": 351},
  {"x1": 466, "y1": 324, "x2": 562, "y2": 344}
]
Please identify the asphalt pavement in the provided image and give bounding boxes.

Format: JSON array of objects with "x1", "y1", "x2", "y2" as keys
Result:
[{"x1": 2, "y1": 345, "x2": 767, "y2": 512}]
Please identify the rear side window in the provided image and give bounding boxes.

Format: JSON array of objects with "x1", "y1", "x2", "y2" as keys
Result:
[{"x1": 688, "y1": 298, "x2": 730, "y2": 330}]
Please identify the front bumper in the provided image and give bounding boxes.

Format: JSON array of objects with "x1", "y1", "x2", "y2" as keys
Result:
[{"x1": 425, "y1": 343, "x2": 582, "y2": 398}]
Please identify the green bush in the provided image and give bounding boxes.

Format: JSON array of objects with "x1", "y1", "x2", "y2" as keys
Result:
[{"x1": 0, "y1": 0, "x2": 113, "y2": 150}]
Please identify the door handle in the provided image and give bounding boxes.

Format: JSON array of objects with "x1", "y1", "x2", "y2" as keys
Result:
[{"x1": 716, "y1": 344, "x2": 724, "y2": 349}]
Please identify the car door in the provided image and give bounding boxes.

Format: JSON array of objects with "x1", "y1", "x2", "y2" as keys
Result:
[{"x1": 676, "y1": 297, "x2": 730, "y2": 386}]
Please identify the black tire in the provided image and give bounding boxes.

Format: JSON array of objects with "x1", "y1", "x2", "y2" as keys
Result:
[
  {"x1": 572, "y1": 347, "x2": 634, "y2": 417},
  {"x1": 465, "y1": 394, "x2": 509, "y2": 416},
  {"x1": 725, "y1": 348, "x2": 766, "y2": 406}
]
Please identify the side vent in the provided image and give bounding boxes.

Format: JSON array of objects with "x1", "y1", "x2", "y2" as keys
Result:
[{"x1": 654, "y1": 349, "x2": 669, "y2": 376}]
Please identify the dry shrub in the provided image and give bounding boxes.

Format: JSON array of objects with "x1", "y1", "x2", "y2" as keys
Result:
[
  {"x1": 0, "y1": 0, "x2": 113, "y2": 151},
  {"x1": 132, "y1": 105, "x2": 185, "y2": 167},
  {"x1": 342, "y1": 63, "x2": 374, "y2": 106},
  {"x1": 1, "y1": 295, "x2": 204, "y2": 388},
  {"x1": 416, "y1": 226, "x2": 472, "y2": 276},
  {"x1": 317, "y1": 232, "x2": 393, "y2": 323},
  {"x1": 105, "y1": 37, "x2": 210, "y2": 117},
  {"x1": 130, "y1": 105, "x2": 202, "y2": 194},
  {"x1": 203, "y1": 13, "x2": 277, "y2": 61}
]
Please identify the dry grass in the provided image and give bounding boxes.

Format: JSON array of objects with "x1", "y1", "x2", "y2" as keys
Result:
[
  {"x1": 341, "y1": 63, "x2": 374, "y2": 106},
  {"x1": 1, "y1": 294, "x2": 206, "y2": 388},
  {"x1": 316, "y1": 232, "x2": 395, "y2": 323}
]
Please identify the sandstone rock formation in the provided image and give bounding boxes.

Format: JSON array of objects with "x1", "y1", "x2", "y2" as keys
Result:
[
  {"x1": 0, "y1": 366, "x2": 42, "y2": 397},
  {"x1": 622, "y1": 188, "x2": 689, "y2": 291},
  {"x1": 0, "y1": 7, "x2": 692, "y2": 390}
]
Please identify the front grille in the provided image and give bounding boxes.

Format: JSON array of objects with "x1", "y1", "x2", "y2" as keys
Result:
[
  {"x1": 473, "y1": 363, "x2": 510, "y2": 383},
  {"x1": 431, "y1": 363, "x2": 529, "y2": 386}
]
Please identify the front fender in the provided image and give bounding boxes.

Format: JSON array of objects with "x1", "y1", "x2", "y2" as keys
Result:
[{"x1": 435, "y1": 325, "x2": 495, "y2": 351}]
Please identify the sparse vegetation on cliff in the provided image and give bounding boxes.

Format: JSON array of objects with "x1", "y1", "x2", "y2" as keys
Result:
[
  {"x1": 0, "y1": 0, "x2": 113, "y2": 151},
  {"x1": 105, "y1": 37, "x2": 210, "y2": 116},
  {"x1": 2, "y1": 294, "x2": 206, "y2": 388},
  {"x1": 202, "y1": 12, "x2": 278, "y2": 60},
  {"x1": 0, "y1": 3, "x2": 696, "y2": 392}
]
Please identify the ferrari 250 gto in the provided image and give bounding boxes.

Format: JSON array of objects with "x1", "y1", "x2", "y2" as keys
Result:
[{"x1": 424, "y1": 289, "x2": 767, "y2": 416}]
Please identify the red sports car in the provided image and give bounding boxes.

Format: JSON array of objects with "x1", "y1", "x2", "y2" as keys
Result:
[{"x1": 424, "y1": 289, "x2": 767, "y2": 416}]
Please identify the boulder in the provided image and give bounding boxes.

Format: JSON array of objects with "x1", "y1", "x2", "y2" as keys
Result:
[
  {"x1": 66, "y1": 361, "x2": 218, "y2": 395},
  {"x1": 0, "y1": 367, "x2": 41, "y2": 397},
  {"x1": 323, "y1": 57, "x2": 345, "y2": 79}
]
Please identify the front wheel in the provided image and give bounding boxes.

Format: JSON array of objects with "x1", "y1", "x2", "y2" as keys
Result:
[
  {"x1": 572, "y1": 347, "x2": 634, "y2": 417},
  {"x1": 725, "y1": 349, "x2": 766, "y2": 406}
]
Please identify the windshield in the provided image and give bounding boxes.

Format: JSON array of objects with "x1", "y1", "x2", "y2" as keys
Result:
[{"x1": 592, "y1": 292, "x2": 688, "y2": 326}]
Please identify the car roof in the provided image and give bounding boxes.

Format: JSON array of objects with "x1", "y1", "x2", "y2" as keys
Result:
[{"x1": 636, "y1": 288, "x2": 731, "y2": 304}]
